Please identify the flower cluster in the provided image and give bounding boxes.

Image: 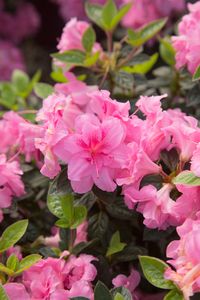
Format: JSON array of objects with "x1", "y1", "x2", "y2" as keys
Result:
[
  {"x1": 4, "y1": 254, "x2": 97, "y2": 299},
  {"x1": 122, "y1": 0, "x2": 185, "y2": 29},
  {"x1": 165, "y1": 217, "x2": 200, "y2": 299},
  {"x1": 173, "y1": 2, "x2": 200, "y2": 74}
]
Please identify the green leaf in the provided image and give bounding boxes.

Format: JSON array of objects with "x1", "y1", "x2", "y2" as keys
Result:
[
  {"x1": 106, "y1": 231, "x2": 126, "y2": 257},
  {"x1": 111, "y1": 287, "x2": 132, "y2": 300},
  {"x1": 84, "y1": 51, "x2": 100, "y2": 67},
  {"x1": 0, "y1": 220, "x2": 28, "y2": 253},
  {"x1": 6, "y1": 254, "x2": 19, "y2": 271},
  {"x1": 114, "y1": 293, "x2": 124, "y2": 300},
  {"x1": 15, "y1": 254, "x2": 42, "y2": 275},
  {"x1": 52, "y1": 50, "x2": 86, "y2": 65},
  {"x1": 85, "y1": 2, "x2": 104, "y2": 29},
  {"x1": 0, "y1": 263, "x2": 14, "y2": 276},
  {"x1": 94, "y1": 281, "x2": 112, "y2": 300},
  {"x1": 12, "y1": 70, "x2": 29, "y2": 93},
  {"x1": 0, "y1": 284, "x2": 9, "y2": 300},
  {"x1": 139, "y1": 256, "x2": 175, "y2": 289},
  {"x1": 88, "y1": 212, "x2": 109, "y2": 239},
  {"x1": 61, "y1": 194, "x2": 74, "y2": 224},
  {"x1": 193, "y1": 65, "x2": 200, "y2": 81},
  {"x1": 82, "y1": 26, "x2": 96, "y2": 52},
  {"x1": 51, "y1": 70, "x2": 67, "y2": 83},
  {"x1": 25, "y1": 69, "x2": 42, "y2": 97},
  {"x1": 0, "y1": 83, "x2": 16, "y2": 109},
  {"x1": 102, "y1": 0, "x2": 117, "y2": 30},
  {"x1": 164, "y1": 290, "x2": 184, "y2": 300},
  {"x1": 34, "y1": 82, "x2": 53, "y2": 99},
  {"x1": 71, "y1": 206, "x2": 87, "y2": 229},
  {"x1": 55, "y1": 218, "x2": 70, "y2": 228},
  {"x1": 159, "y1": 38, "x2": 175, "y2": 66},
  {"x1": 110, "y1": 3, "x2": 132, "y2": 29},
  {"x1": 121, "y1": 53, "x2": 158, "y2": 74},
  {"x1": 128, "y1": 18, "x2": 167, "y2": 47},
  {"x1": 173, "y1": 171, "x2": 200, "y2": 186}
]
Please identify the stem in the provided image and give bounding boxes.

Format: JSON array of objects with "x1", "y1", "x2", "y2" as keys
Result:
[
  {"x1": 99, "y1": 67, "x2": 109, "y2": 89},
  {"x1": 117, "y1": 47, "x2": 139, "y2": 69},
  {"x1": 69, "y1": 229, "x2": 76, "y2": 252},
  {"x1": 106, "y1": 31, "x2": 113, "y2": 53}
]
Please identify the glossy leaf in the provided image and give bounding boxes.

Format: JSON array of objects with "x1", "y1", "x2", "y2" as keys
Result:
[
  {"x1": 71, "y1": 205, "x2": 87, "y2": 229},
  {"x1": 6, "y1": 254, "x2": 19, "y2": 271},
  {"x1": 0, "y1": 220, "x2": 28, "y2": 253},
  {"x1": 139, "y1": 256, "x2": 175, "y2": 289},
  {"x1": 85, "y1": 2, "x2": 104, "y2": 29},
  {"x1": 94, "y1": 281, "x2": 112, "y2": 300},
  {"x1": 159, "y1": 38, "x2": 175, "y2": 66},
  {"x1": 15, "y1": 254, "x2": 42, "y2": 275},
  {"x1": 121, "y1": 53, "x2": 158, "y2": 74},
  {"x1": 82, "y1": 26, "x2": 96, "y2": 52},
  {"x1": 164, "y1": 290, "x2": 184, "y2": 300},
  {"x1": 111, "y1": 287, "x2": 132, "y2": 300},
  {"x1": 52, "y1": 50, "x2": 86, "y2": 65},
  {"x1": 102, "y1": 0, "x2": 117, "y2": 30}
]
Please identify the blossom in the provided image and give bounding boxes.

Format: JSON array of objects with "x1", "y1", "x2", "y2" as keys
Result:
[
  {"x1": 0, "y1": 154, "x2": 24, "y2": 222},
  {"x1": 0, "y1": 40, "x2": 25, "y2": 81},
  {"x1": 191, "y1": 143, "x2": 200, "y2": 177},
  {"x1": 54, "y1": 114, "x2": 127, "y2": 193},
  {"x1": 3, "y1": 283, "x2": 30, "y2": 300},
  {"x1": 121, "y1": 0, "x2": 185, "y2": 29},
  {"x1": 112, "y1": 268, "x2": 141, "y2": 299},
  {"x1": 165, "y1": 218, "x2": 200, "y2": 299},
  {"x1": 57, "y1": 18, "x2": 101, "y2": 54},
  {"x1": 172, "y1": 2, "x2": 200, "y2": 74}
]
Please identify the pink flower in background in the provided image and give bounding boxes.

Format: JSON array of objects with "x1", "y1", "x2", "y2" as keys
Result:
[
  {"x1": 0, "y1": 1, "x2": 40, "y2": 43},
  {"x1": 121, "y1": 0, "x2": 185, "y2": 29},
  {"x1": 57, "y1": 18, "x2": 102, "y2": 54},
  {"x1": 191, "y1": 143, "x2": 200, "y2": 177},
  {"x1": 173, "y1": 2, "x2": 200, "y2": 74},
  {"x1": 0, "y1": 41, "x2": 25, "y2": 81}
]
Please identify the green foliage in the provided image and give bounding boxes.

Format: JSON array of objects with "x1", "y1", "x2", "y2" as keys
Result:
[
  {"x1": 193, "y1": 65, "x2": 200, "y2": 81},
  {"x1": 139, "y1": 256, "x2": 175, "y2": 289},
  {"x1": 159, "y1": 38, "x2": 175, "y2": 66},
  {"x1": 0, "y1": 220, "x2": 28, "y2": 253},
  {"x1": 34, "y1": 82, "x2": 53, "y2": 98},
  {"x1": 128, "y1": 18, "x2": 167, "y2": 47},
  {"x1": 85, "y1": 0, "x2": 131, "y2": 31},
  {"x1": 14, "y1": 254, "x2": 41, "y2": 275},
  {"x1": 82, "y1": 26, "x2": 96, "y2": 53},
  {"x1": 94, "y1": 281, "x2": 112, "y2": 300},
  {"x1": 0, "y1": 285, "x2": 9, "y2": 300},
  {"x1": 164, "y1": 290, "x2": 184, "y2": 300},
  {"x1": 111, "y1": 287, "x2": 132, "y2": 300},
  {"x1": 173, "y1": 171, "x2": 200, "y2": 186},
  {"x1": 52, "y1": 50, "x2": 86, "y2": 65},
  {"x1": 6, "y1": 254, "x2": 19, "y2": 271},
  {"x1": 121, "y1": 53, "x2": 158, "y2": 74},
  {"x1": 106, "y1": 231, "x2": 126, "y2": 257}
]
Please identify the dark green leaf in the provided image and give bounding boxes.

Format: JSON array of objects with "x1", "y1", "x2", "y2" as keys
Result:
[
  {"x1": 52, "y1": 50, "x2": 86, "y2": 65},
  {"x1": 61, "y1": 194, "x2": 74, "y2": 223},
  {"x1": 0, "y1": 220, "x2": 28, "y2": 253},
  {"x1": 70, "y1": 297, "x2": 90, "y2": 300},
  {"x1": 88, "y1": 212, "x2": 109, "y2": 239},
  {"x1": 139, "y1": 256, "x2": 175, "y2": 289},
  {"x1": 82, "y1": 26, "x2": 96, "y2": 52},
  {"x1": 114, "y1": 243, "x2": 147, "y2": 263},
  {"x1": 94, "y1": 281, "x2": 112, "y2": 300}
]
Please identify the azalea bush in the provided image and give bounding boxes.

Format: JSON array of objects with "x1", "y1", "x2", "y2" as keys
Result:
[{"x1": 1, "y1": 0, "x2": 200, "y2": 299}]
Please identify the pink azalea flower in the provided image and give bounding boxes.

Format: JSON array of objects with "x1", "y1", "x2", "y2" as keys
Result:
[
  {"x1": 3, "y1": 283, "x2": 30, "y2": 300},
  {"x1": 54, "y1": 114, "x2": 127, "y2": 193},
  {"x1": 191, "y1": 143, "x2": 200, "y2": 177},
  {"x1": 57, "y1": 18, "x2": 101, "y2": 54},
  {"x1": 172, "y1": 2, "x2": 200, "y2": 74},
  {"x1": 112, "y1": 268, "x2": 141, "y2": 299}
]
